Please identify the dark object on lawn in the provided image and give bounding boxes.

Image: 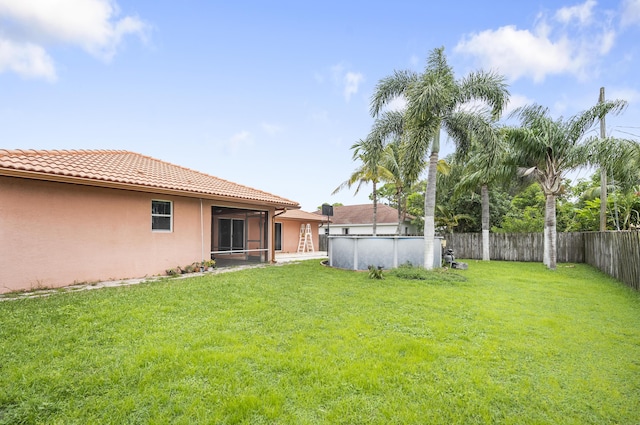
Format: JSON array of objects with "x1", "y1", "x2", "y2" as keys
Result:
[
  {"x1": 368, "y1": 265, "x2": 384, "y2": 279},
  {"x1": 443, "y1": 249, "x2": 468, "y2": 270}
]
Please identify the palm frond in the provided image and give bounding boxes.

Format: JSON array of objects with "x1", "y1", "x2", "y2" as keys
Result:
[
  {"x1": 443, "y1": 110, "x2": 498, "y2": 160},
  {"x1": 401, "y1": 123, "x2": 434, "y2": 182},
  {"x1": 585, "y1": 136, "x2": 640, "y2": 190},
  {"x1": 425, "y1": 46, "x2": 454, "y2": 80},
  {"x1": 567, "y1": 99, "x2": 627, "y2": 138},
  {"x1": 370, "y1": 110, "x2": 405, "y2": 144},
  {"x1": 369, "y1": 70, "x2": 418, "y2": 118}
]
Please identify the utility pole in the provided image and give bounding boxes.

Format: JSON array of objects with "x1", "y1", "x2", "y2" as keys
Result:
[{"x1": 599, "y1": 87, "x2": 607, "y2": 232}]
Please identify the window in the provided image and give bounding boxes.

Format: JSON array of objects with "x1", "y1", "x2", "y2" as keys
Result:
[
  {"x1": 275, "y1": 222, "x2": 282, "y2": 251},
  {"x1": 218, "y1": 218, "x2": 245, "y2": 251},
  {"x1": 152, "y1": 200, "x2": 172, "y2": 231},
  {"x1": 342, "y1": 228, "x2": 349, "y2": 235}
]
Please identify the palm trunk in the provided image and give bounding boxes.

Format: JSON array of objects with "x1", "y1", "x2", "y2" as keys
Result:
[
  {"x1": 600, "y1": 168, "x2": 607, "y2": 231},
  {"x1": 396, "y1": 192, "x2": 402, "y2": 235},
  {"x1": 544, "y1": 193, "x2": 557, "y2": 270},
  {"x1": 372, "y1": 181, "x2": 377, "y2": 236},
  {"x1": 423, "y1": 151, "x2": 438, "y2": 269},
  {"x1": 543, "y1": 220, "x2": 549, "y2": 267},
  {"x1": 481, "y1": 184, "x2": 490, "y2": 261}
]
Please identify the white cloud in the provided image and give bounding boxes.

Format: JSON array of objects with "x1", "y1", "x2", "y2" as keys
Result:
[
  {"x1": 608, "y1": 87, "x2": 640, "y2": 104},
  {"x1": 384, "y1": 96, "x2": 407, "y2": 113},
  {"x1": 0, "y1": 0, "x2": 148, "y2": 80},
  {"x1": 599, "y1": 29, "x2": 616, "y2": 54},
  {"x1": 454, "y1": 1, "x2": 617, "y2": 83},
  {"x1": 621, "y1": 0, "x2": 640, "y2": 27},
  {"x1": 455, "y1": 25, "x2": 580, "y2": 83},
  {"x1": 223, "y1": 131, "x2": 253, "y2": 155},
  {"x1": 0, "y1": 38, "x2": 56, "y2": 81},
  {"x1": 329, "y1": 63, "x2": 364, "y2": 102},
  {"x1": 343, "y1": 71, "x2": 364, "y2": 101},
  {"x1": 555, "y1": 0, "x2": 596, "y2": 25},
  {"x1": 261, "y1": 122, "x2": 283, "y2": 136},
  {"x1": 330, "y1": 63, "x2": 345, "y2": 81}
]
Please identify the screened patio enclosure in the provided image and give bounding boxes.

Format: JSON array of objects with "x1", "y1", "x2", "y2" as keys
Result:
[{"x1": 211, "y1": 206, "x2": 269, "y2": 266}]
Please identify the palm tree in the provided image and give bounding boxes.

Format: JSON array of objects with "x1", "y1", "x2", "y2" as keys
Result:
[
  {"x1": 455, "y1": 118, "x2": 515, "y2": 260},
  {"x1": 586, "y1": 135, "x2": 640, "y2": 191},
  {"x1": 435, "y1": 204, "x2": 475, "y2": 234},
  {"x1": 370, "y1": 47, "x2": 509, "y2": 268},
  {"x1": 506, "y1": 101, "x2": 629, "y2": 269},
  {"x1": 378, "y1": 142, "x2": 451, "y2": 235},
  {"x1": 586, "y1": 135, "x2": 640, "y2": 231},
  {"x1": 371, "y1": 109, "x2": 426, "y2": 235},
  {"x1": 380, "y1": 141, "x2": 411, "y2": 235},
  {"x1": 332, "y1": 135, "x2": 386, "y2": 236}
]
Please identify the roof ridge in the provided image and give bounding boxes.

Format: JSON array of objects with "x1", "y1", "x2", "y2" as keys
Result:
[
  {"x1": 0, "y1": 149, "x2": 132, "y2": 156},
  {"x1": 335, "y1": 203, "x2": 396, "y2": 208}
]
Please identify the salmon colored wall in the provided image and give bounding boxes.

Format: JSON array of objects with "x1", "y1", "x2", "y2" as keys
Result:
[
  {"x1": 0, "y1": 176, "x2": 217, "y2": 293},
  {"x1": 276, "y1": 219, "x2": 320, "y2": 253}
]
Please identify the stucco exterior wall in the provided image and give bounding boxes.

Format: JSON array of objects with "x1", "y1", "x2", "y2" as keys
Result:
[
  {"x1": 276, "y1": 219, "x2": 320, "y2": 253},
  {"x1": 0, "y1": 176, "x2": 218, "y2": 293}
]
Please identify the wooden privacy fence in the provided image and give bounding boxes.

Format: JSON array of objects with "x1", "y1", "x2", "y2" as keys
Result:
[
  {"x1": 446, "y1": 232, "x2": 639, "y2": 291},
  {"x1": 583, "y1": 232, "x2": 640, "y2": 291},
  {"x1": 446, "y1": 233, "x2": 585, "y2": 263}
]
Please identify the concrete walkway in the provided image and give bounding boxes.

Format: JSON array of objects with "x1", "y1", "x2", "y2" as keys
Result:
[
  {"x1": 275, "y1": 251, "x2": 328, "y2": 263},
  {"x1": 0, "y1": 251, "x2": 328, "y2": 301}
]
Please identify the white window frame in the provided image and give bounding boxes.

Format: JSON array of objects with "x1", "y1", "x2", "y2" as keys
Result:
[{"x1": 151, "y1": 200, "x2": 173, "y2": 232}]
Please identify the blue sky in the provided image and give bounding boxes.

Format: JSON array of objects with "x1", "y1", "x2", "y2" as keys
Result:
[{"x1": 2, "y1": 0, "x2": 639, "y2": 211}]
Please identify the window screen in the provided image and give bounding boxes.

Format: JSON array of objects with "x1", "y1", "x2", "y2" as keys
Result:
[
  {"x1": 152, "y1": 200, "x2": 172, "y2": 231},
  {"x1": 218, "y1": 218, "x2": 244, "y2": 250}
]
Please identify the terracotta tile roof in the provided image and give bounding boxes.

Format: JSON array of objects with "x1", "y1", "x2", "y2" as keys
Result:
[
  {"x1": 277, "y1": 209, "x2": 326, "y2": 222},
  {"x1": 0, "y1": 149, "x2": 299, "y2": 208},
  {"x1": 313, "y1": 203, "x2": 412, "y2": 225}
]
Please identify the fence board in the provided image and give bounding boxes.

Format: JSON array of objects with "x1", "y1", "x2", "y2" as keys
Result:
[
  {"x1": 446, "y1": 231, "x2": 639, "y2": 291},
  {"x1": 583, "y1": 231, "x2": 640, "y2": 291}
]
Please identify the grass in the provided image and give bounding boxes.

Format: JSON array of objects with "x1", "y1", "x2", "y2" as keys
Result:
[{"x1": 1, "y1": 260, "x2": 639, "y2": 424}]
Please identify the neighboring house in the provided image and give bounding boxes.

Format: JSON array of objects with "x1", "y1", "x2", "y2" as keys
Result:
[
  {"x1": 274, "y1": 209, "x2": 325, "y2": 253},
  {"x1": 0, "y1": 149, "x2": 299, "y2": 294},
  {"x1": 316, "y1": 203, "x2": 417, "y2": 235}
]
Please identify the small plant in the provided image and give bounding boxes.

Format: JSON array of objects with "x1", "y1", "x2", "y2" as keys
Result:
[
  {"x1": 166, "y1": 260, "x2": 215, "y2": 276},
  {"x1": 389, "y1": 263, "x2": 467, "y2": 284},
  {"x1": 368, "y1": 265, "x2": 384, "y2": 279},
  {"x1": 166, "y1": 267, "x2": 181, "y2": 276},
  {"x1": 202, "y1": 259, "x2": 216, "y2": 269},
  {"x1": 183, "y1": 264, "x2": 196, "y2": 273}
]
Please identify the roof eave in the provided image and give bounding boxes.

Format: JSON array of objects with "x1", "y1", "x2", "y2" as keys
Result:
[{"x1": 0, "y1": 169, "x2": 300, "y2": 209}]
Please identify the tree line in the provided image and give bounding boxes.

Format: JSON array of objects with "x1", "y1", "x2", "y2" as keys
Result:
[{"x1": 334, "y1": 47, "x2": 640, "y2": 270}]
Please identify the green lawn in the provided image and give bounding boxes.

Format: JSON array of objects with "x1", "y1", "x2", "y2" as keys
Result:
[{"x1": 1, "y1": 260, "x2": 639, "y2": 424}]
